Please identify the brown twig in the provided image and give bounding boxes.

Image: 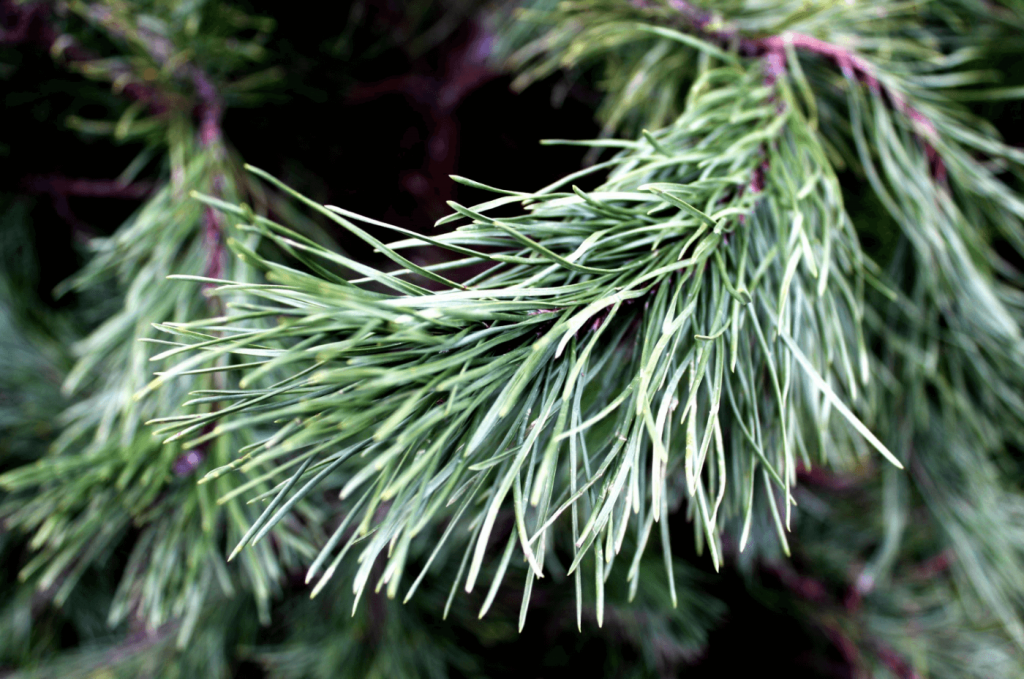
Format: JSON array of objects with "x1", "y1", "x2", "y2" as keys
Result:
[
  {"x1": 660, "y1": 1, "x2": 945, "y2": 181},
  {"x1": 0, "y1": 0, "x2": 174, "y2": 113},
  {"x1": 3, "y1": 1, "x2": 231, "y2": 264},
  {"x1": 797, "y1": 464, "x2": 870, "y2": 493},
  {"x1": 21, "y1": 174, "x2": 156, "y2": 199},
  {"x1": 78, "y1": 3, "x2": 223, "y2": 131},
  {"x1": 19, "y1": 175, "x2": 155, "y2": 239},
  {"x1": 74, "y1": 3, "x2": 228, "y2": 281},
  {"x1": 764, "y1": 563, "x2": 830, "y2": 604},
  {"x1": 908, "y1": 549, "x2": 954, "y2": 580},
  {"x1": 876, "y1": 642, "x2": 921, "y2": 679},
  {"x1": 344, "y1": 19, "x2": 497, "y2": 221}
]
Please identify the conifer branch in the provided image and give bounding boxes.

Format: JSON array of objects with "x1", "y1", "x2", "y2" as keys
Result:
[
  {"x1": 0, "y1": 0, "x2": 173, "y2": 112},
  {"x1": 4, "y1": 2, "x2": 1024, "y2": 672},
  {"x1": 145, "y1": 53, "x2": 905, "y2": 621},
  {"x1": 135, "y1": 7, "x2": 1024, "y2": 650},
  {"x1": 0, "y1": 0, "x2": 312, "y2": 642}
]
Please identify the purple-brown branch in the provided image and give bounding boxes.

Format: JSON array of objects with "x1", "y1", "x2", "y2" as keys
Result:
[
  {"x1": 79, "y1": 3, "x2": 225, "y2": 143},
  {"x1": 19, "y1": 175, "x2": 153, "y2": 241},
  {"x1": 345, "y1": 19, "x2": 497, "y2": 222},
  {"x1": 0, "y1": 0, "x2": 174, "y2": 113},
  {"x1": 75, "y1": 3, "x2": 228, "y2": 281},
  {"x1": 3, "y1": 1, "x2": 229, "y2": 281},
  {"x1": 765, "y1": 560, "x2": 924, "y2": 678},
  {"x1": 6, "y1": 2, "x2": 231, "y2": 480},
  {"x1": 754, "y1": 33, "x2": 938, "y2": 140},
  {"x1": 22, "y1": 174, "x2": 157, "y2": 199},
  {"x1": 659, "y1": 1, "x2": 945, "y2": 179}
]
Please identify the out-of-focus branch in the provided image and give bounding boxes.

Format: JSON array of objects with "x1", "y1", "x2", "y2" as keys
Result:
[
  {"x1": 69, "y1": 3, "x2": 228, "y2": 281},
  {"x1": 21, "y1": 174, "x2": 156, "y2": 199},
  {"x1": 0, "y1": 0, "x2": 174, "y2": 113},
  {"x1": 78, "y1": 2, "x2": 224, "y2": 144}
]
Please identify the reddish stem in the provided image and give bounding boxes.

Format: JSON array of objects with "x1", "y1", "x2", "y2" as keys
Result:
[
  {"x1": 909, "y1": 549, "x2": 954, "y2": 580},
  {"x1": 876, "y1": 643, "x2": 921, "y2": 679},
  {"x1": 765, "y1": 563, "x2": 830, "y2": 604},
  {"x1": 22, "y1": 174, "x2": 156, "y2": 199},
  {"x1": 755, "y1": 33, "x2": 936, "y2": 140},
  {"x1": 79, "y1": 3, "x2": 224, "y2": 142},
  {"x1": 0, "y1": 0, "x2": 173, "y2": 113},
  {"x1": 660, "y1": 3, "x2": 946, "y2": 181},
  {"x1": 76, "y1": 3, "x2": 227, "y2": 281}
]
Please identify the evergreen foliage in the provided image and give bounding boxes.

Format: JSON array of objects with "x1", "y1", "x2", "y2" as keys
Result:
[{"x1": 2, "y1": 1, "x2": 1024, "y2": 676}]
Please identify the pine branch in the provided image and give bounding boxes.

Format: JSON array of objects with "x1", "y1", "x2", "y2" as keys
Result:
[
  {"x1": 5, "y1": 2, "x2": 1024, "y2": 673},
  {"x1": 0, "y1": 0, "x2": 316, "y2": 645},
  {"x1": 136, "y1": 5, "x2": 1024, "y2": 653},
  {"x1": 0, "y1": 0, "x2": 174, "y2": 113},
  {"x1": 144, "y1": 52, "x2": 908, "y2": 626}
]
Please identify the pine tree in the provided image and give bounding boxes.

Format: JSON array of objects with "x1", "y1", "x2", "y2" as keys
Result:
[{"x1": 2, "y1": 1, "x2": 1024, "y2": 677}]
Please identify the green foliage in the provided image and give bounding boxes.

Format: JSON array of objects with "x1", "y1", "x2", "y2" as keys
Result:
[
  {"x1": 495, "y1": 2, "x2": 1024, "y2": 667},
  {"x1": 4, "y1": 0, "x2": 1024, "y2": 676},
  {"x1": 0, "y1": 199, "x2": 75, "y2": 469},
  {"x1": 149, "y1": 53, "x2": 901, "y2": 626},
  {"x1": 0, "y1": 0, "x2": 315, "y2": 648}
]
